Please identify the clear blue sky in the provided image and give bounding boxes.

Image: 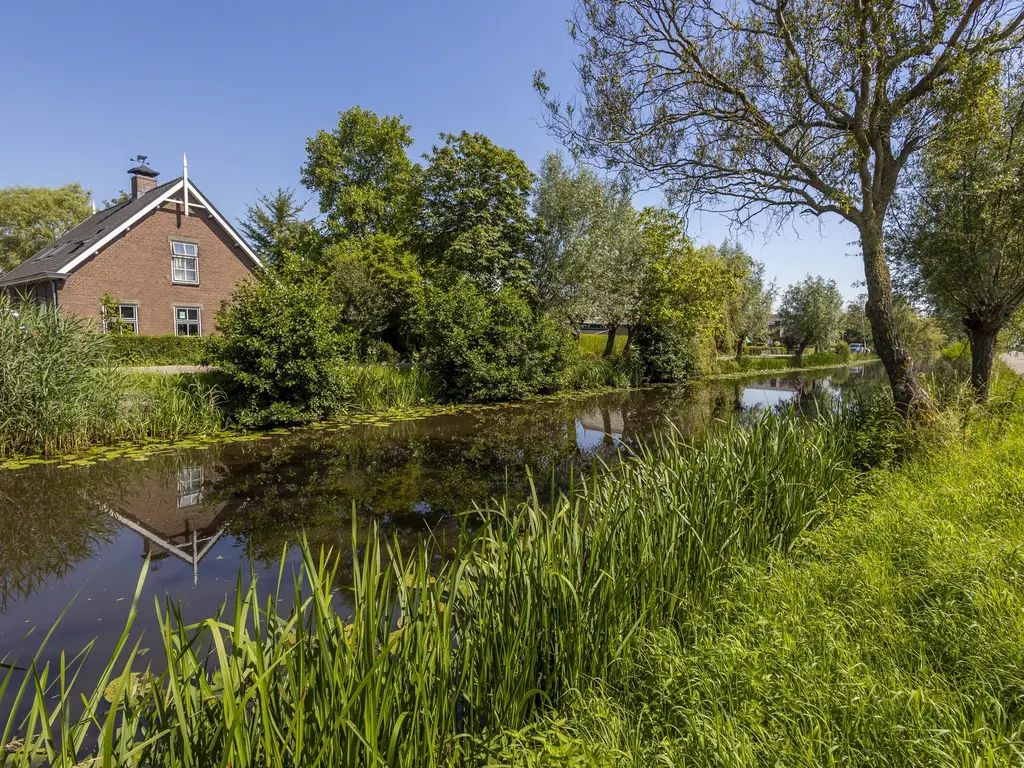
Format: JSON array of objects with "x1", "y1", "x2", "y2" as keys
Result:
[{"x1": 1, "y1": 0, "x2": 863, "y2": 301}]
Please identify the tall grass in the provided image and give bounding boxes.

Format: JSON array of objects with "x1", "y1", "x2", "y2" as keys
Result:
[
  {"x1": 0, "y1": 296, "x2": 122, "y2": 457},
  {"x1": 0, "y1": 412, "x2": 850, "y2": 766},
  {"x1": 339, "y1": 364, "x2": 438, "y2": 411},
  {"x1": 495, "y1": 411, "x2": 1024, "y2": 766},
  {"x1": 715, "y1": 350, "x2": 867, "y2": 375},
  {"x1": 0, "y1": 297, "x2": 226, "y2": 457}
]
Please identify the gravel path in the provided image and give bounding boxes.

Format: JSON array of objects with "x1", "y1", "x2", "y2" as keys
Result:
[{"x1": 121, "y1": 365, "x2": 214, "y2": 375}]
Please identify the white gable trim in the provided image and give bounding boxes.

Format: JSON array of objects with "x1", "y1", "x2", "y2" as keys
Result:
[
  {"x1": 58, "y1": 179, "x2": 262, "y2": 275},
  {"x1": 59, "y1": 180, "x2": 185, "y2": 274},
  {"x1": 183, "y1": 181, "x2": 262, "y2": 267}
]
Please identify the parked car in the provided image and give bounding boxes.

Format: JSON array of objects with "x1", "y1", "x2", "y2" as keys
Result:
[{"x1": 849, "y1": 343, "x2": 869, "y2": 354}]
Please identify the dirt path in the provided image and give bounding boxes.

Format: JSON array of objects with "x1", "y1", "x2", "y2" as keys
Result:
[{"x1": 1001, "y1": 353, "x2": 1024, "y2": 376}]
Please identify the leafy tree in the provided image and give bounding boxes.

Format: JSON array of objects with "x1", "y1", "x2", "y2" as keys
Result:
[
  {"x1": 0, "y1": 184, "x2": 91, "y2": 274},
  {"x1": 417, "y1": 132, "x2": 536, "y2": 288},
  {"x1": 240, "y1": 188, "x2": 318, "y2": 266},
  {"x1": 531, "y1": 153, "x2": 635, "y2": 330},
  {"x1": 417, "y1": 277, "x2": 575, "y2": 402},
  {"x1": 778, "y1": 276, "x2": 844, "y2": 362},
  {"x1": 211, "y1": 259, "x2": 354, "y2": 426},
  {"x1": 327, "y1": 233, "x2": 424, "y2": 357},
  {"x1": 843, "y1": 296, "x2": 872, "y2": 346},
  {"x1": 893, "y1": 299, "x2": 948, "y2": 362},
  {"x1": 102, "y1": 190, "x2": 131, "y2": 208},
  {"x1": 633, "y1": 217, "x2": 740, "y2": 382},
  {"x1": 538, "y1": 0, "x2": 1024, "y2": 415},
  {"x1": 891, "y1": 62, "x2": 1024, "y2": 400},
  {"x1": 302, "y1": 107, "x2": 418, "y2": 240},
  {"x1": 720, "y1": 243, "x2": 776, "y2": 360}
]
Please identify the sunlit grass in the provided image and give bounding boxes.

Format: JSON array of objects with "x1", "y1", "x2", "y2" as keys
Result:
[{"x1": 1, "y1": 411, "x2": 850, "y2": 766}]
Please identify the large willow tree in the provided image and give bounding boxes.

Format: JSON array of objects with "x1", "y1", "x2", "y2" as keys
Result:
[{"x1": 537, "y1": 0, "x2": 1024, "y2": 414}]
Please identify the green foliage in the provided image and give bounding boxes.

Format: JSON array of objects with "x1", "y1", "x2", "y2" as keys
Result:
[
  {"x1": 417, "y1": 131, "x2": 536, "y2": 288},
  {"x1": 633, "y1": 219, "x2": 739, "y2": 382},
  {"x1": 337, "y1": 364, "x2": 437, "y2": 412},
  {"x1": 0, "y1": 296, "x2": 121, "y2": 456},
  {"x1": 3, "y1": 412, "x2": 851, "y2": 765},
  {"x1": 239, "y1": 188, "x2": 318, "y2": 265},
  {"x1": 0, "y1": 297, "x2": 223, "y2": 457},
  {"x1": 302, "y1": 107, "x2": 418, "y2": 239},
  {"x1": 720, "y1": 242, "x2": 776, "y2": 358},
  {"x1": 210, "y1": 263, "x2": 354, "y2": 425},
  {"x1": 105, "y1": 334, "x2": 210, "y2": 366},
  {"x1": 327, "y1": 233, "x2": 424, "y2": 355},
  {"x1": 778, "y1": 275, "x2": 845, "y2": 358},
  {"x1": 99, "y1": 292, "x2": 132, "y2": 335},
  {"x1": 578, "y1": 332, "x2": 626, "y2": 357},
  {"x1": 0, "y1": 183, "x2": 92, "y2": 273},
  {"x1": 418, "y1": 277, "x2": 575, "y2": 401},
  {"x1": 714, "y1": 351, "x2": 864, "y2": 375},
  {"x1": 531, "y1": 153, "x2": 635, "y2": 324},
  {"x1": 497, "y1": 410, "x2": 1024, "y2": 767}
]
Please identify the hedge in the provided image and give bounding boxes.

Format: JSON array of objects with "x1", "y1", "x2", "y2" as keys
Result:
[{"x1": 105, "y1": 334, "x2": 211, "y2": 366}]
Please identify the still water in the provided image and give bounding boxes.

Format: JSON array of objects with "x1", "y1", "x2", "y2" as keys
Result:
[{"x1": 0, "y1": 365, "x2": 883, "y2": 675}]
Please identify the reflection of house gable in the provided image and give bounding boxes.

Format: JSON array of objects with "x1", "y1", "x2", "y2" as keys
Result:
[{"x1": 104, "y1": 466, "x2": 235, "y2": 585}]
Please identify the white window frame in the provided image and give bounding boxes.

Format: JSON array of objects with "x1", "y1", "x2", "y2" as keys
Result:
[
  {"x1": 177, "y1": 466, "x2": 204, "y2": 508},
  {"x1": 102, "y1": 302, "x2": 139, "y2": 334},
  {"x1": 170, "y1": 240, "x2": 199, "y2": 285},
  {"x1": 173, "y1": 306, "x2": 202, "y2": 337}
]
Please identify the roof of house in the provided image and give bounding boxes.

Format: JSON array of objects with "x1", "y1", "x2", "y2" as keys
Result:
[{"x1": 0, "y1": 177, "x2": 261, "y2": 287}]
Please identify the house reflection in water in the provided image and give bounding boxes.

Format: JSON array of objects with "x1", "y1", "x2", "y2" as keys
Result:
[{"x1": 106, "y1": 465, "x2": 230, "y2": 586}]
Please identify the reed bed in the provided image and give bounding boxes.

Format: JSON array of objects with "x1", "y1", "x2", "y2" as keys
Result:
[
  {"x1": 0, "y1": 298, "x2": 226, "y2": 457},
  {"x1": 339, "y1": 364, "x2": 438, "y2": 412},
  {"x1": 1, "y1": 412, "x2": 850, "y2": 766}
]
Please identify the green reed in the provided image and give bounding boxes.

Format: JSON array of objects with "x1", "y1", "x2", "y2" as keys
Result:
[
  {"x1": 0, "y1": 411, "x2": 851, "y2": 766},
  {"x1": 340, "y1": 364, "x2": 438, "y2": 412},
  {"x1": 0, "y1": 297, "x2": 226, "y2": 458}
]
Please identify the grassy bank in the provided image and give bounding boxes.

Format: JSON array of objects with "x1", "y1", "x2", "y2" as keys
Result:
[
  {"x1": 495, "y1": 409, "x2": 1024, "y2": 765},
  {"x1": 3, "y1": 411, "x2": 852, "y2": 766}
]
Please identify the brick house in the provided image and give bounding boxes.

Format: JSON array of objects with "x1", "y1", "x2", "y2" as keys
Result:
[{"x1": 0, "y1": 160, "x2": 261, "y2": 336}]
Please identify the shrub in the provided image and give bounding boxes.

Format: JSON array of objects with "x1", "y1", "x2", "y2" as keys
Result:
[
  {"x1": 418, "y1": 278, "x2": 575, "y2": 401},
  {"x1": 105, "y1": 334, "x2": 211, "y2": 366},
  {"x1": 633, "y1": 321, "x2": 716, "y2": 383},
  {"x1": 210, "y1": 268, "x2": 355, "y2": 425}
]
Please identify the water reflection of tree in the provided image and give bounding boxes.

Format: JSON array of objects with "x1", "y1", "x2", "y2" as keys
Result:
[{"x1": 0, "y1": 465, "x2": 130, "y2": 610}]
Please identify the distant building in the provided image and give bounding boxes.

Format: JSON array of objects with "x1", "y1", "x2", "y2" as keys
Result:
[{"x1": 0, "y1": 159, "x2": 260, "y2": 336}]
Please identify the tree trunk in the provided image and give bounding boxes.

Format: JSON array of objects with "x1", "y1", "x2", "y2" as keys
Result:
[
  {"x1": 966, "y1": 321, "x2": 1000, "y2": 403},
  {"x1": 623, "y1": 325, "x2": 635, "y2": 354},
  {"x1": 794, "y1": 340, "x2": 808, "y2": 365},
  {"x1": 603, "y1": 324, "x2": 618, "y2": 357},
  {"x1": 860, "y1": 225, "x2": 930, "y2": 418},
  {"x1": 736, "y1": 336, "x2": 744, "y2": 361}
]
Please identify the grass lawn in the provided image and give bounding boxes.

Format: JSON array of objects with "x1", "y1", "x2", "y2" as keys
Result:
[
  {"x1": 497, "y1": 409, "x2": 1024, "y2": 766},
  {"x1": 579, "y1": 332, "x2": 627, "y2": 357}
]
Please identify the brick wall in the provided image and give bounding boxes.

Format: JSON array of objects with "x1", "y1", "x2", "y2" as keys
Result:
[{"x1": 57, "y1": 203, "x2": 255, "y2": 335}]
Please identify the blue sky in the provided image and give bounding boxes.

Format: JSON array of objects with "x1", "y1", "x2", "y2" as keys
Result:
[{"x1": 1, "y1": 0, "x2": 863, "y2": 300}]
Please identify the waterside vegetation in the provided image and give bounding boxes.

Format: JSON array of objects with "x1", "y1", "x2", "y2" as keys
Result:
[{"x1": 0, "y1": 363, "x2": 1019, "y2": 766}]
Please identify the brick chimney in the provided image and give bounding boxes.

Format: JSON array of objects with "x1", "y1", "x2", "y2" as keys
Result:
[{"x1": 128, "y1": 161, "x2": 159, "y2": 199}]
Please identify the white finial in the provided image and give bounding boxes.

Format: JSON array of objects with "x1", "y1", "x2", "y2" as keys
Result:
[
  {"x1": 183, "y1": 153, "x2": 190, "y2": 217},
  {"x1": 90, "y1": 195, "x2": 96, "y2": 214}
]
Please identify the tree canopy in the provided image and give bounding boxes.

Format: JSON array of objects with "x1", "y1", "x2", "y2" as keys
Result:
[
  {"x1": 0, "y1": 184, "x2": 92, "y2": 274},
  {"x1": 778, "y1": 276, "x2": 844, "y2": 360},
  {"x1": 538, "y1": 0, "x2": 1024, "y2": 414},
  {"x1": 891, "y1": 58, "x2": 1024, "y2": 399}
]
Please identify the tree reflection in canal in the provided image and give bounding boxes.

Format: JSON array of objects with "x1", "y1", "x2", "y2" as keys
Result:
[{"x1": 0, "y1": 366, "x2": 884, "y2": 664}]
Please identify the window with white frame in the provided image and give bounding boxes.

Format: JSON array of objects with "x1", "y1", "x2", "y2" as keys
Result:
[
  {"x1": 174, "y1": 306, "x2": 201, "y2": 336},
  {"x1": 171, "y1": 240, "x2": 199, "y2": 284},
  {"x1": 177, "y1": 466, "x2": 204, "y2": 508},
  {"x1": 103, "y1": 303, "x2": 138, "y2": 334}
]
